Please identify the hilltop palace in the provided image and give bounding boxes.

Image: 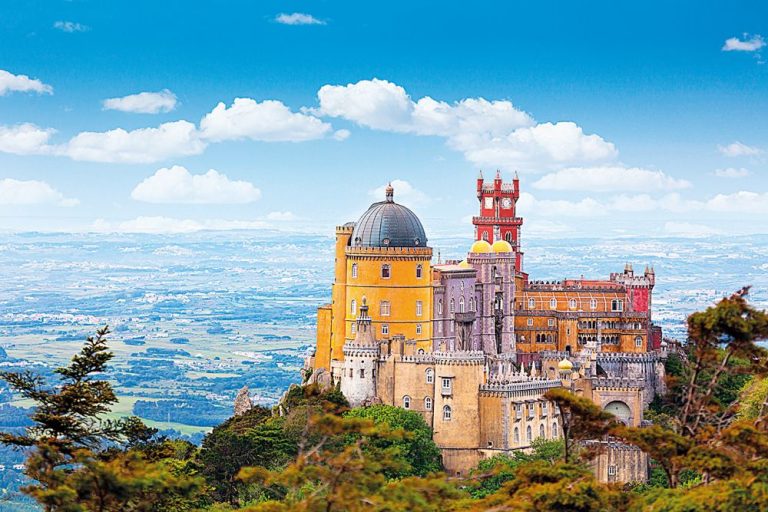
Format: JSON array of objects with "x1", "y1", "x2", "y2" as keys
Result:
[{"x1": 305, "y1": 172, "x2": 667, "y2": 483}]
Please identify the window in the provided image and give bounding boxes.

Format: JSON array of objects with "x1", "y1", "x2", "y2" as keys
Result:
[
  {"x1": 548, "y1": 318, "x2": 555, "y2": 327},
  {"x1": 437, "y1": 299, "x2": 443, "y2": 315},
  {"x1": 528, "y1": 403, "x2": 535, "y2": 416},
  {"x1": 349, "y1": 368, "x2": 353, "y2": 378},
  {"x1": 450, "y1": 299, "x2": 455, "y2": 314},
  {"x1": 417, "y1": 348, "x2": 425, "y2": 354},
  {"x1": 382, "y1": 324, "x2": 389, "y2": 335},
  {"x1": 590, "y1": 298, "x2": 597, "y2": 310},
  {"x1": 515, "y1": 404, "x2": 522, "y2": 419},
  {"x1": 425, "y1": 397, "x2": 432, "y2": 410},
  {"x1": 527, "y1": 318, "x2": 533, "y2": 326},
  {"x1": 416, "y1": 264, "x2": 423, "y2": 279},
  {"x1": 505, "y1": 231, "x2": 512, "y2": 242},
  {"x1": 416, "y1": 300, "x2": 423, "y2": 316},
  {"x1": 443, "y1": 405, "x2": 452, "y2": 421},
  {"x1": 442, "y1": 378, "x2": 452, "y2": 393},
  {"x1": 514, "y1": 427, "x2": 520, "y2": 443},
  {"x1": 416, "y1": 323, "x2": 422, "y2": 335},
  {"x1": 381, "y1": 264, "x2": 391, "y2": 279},
  {"x1": 552, "y1": 422, "x2": 558, "y2": 437},
  {"x1": 611, "y1": 299, "x2": 624, "y2": 312},
  {"x1": 403, "y1": 396, "x2": 411, "y2": 409},
  {"x1": 437, "y1": 323, "x2": 442, "y2": 334},
  {"x1": 550, "y1": 298, "x2": 557, "y2": 309},
  {"x1": 569, "y1": 299, "x2": 577, "y2": 309},
  {"x1": 528, "y1": 298, "x2": 535, "y2": 309},
  {"x1": 542, "y1": 402, "x2": 548, "y2": 414},
  {"x1": 635, "y1": 336, "x2": 643, "y2": 348},
  {"x1": 359, "y1": 369, "x2": 365, "y2": 378},
  {"x1": 380, "y1": 301, "x2": 391, "y2": 316},
  {"x1": 351, "y1": 299, "x2": 357, "y2": 315},
  {"x1": 482, "y1": 232, "x2": 489, "y2": 241},
  {"x1": 351, "y1": 263, "x2": 358, "y2": 278},
  {"x1": 351, "y1": 323, "x2": 357, "y2": 334},
  {"x1": 539, "y1": 424, "x2": 545, "y2": 438},
  {"x1": 608, "y1": 465, "x2": 617, "y2": 476},
  {"x1": 470, "y1": 298, "x2": 475, "y2": 311},
  {"x1": 526, "y1": 426, "x2": 532, "y2": 442},
  {"x1": 459, "y1": 297, "x2": 465, "y2": 313},
  {"x1": 426, "y1": 368, "x2": 434, "y2": 384}
]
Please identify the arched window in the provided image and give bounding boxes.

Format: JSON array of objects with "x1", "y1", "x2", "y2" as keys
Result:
[
  {"x1": 450, "y1": 299, "x2": 455, "y2": 314},
  {"x1": 459, "y1": 297, "x2": 465, "y2": 313},
  {"x1": 443, "y1": 405, "x2": 452, "y2": 421},
  {"x1": 635, "y1": 336, "x2": 643, "y2": 348},
  {"x1": 469, "y1": 298, "x2": 475, "y2": 311},
  {"x1": 403, "y1": 396, "x2": 411, "y2": 409},
  {"x1": 590, "y1": 298, "x2": 597, "y2": 310},
  {"x1": 350, "y1": 299, "x2": 357, "y2": 315},
  {"x1": 351, "y1": 263, "x2": 358, "y2": 279},
  {"x1": 552, "y1": 421, "x2": 558, "y2": 437},
  {"x1": 416, "y1": 323, "x2": 422, "y2": 335},
  {"x1": 425, "y1": 397, "x2": 432, "y2": 410},
  {"x1": 482, "y1": 232, "x2": 489, "y2": 241},
  {"x1": 569, "y1": 299, "x2": 577, "y2": 309},
  {"x1": 550, "y1": 298, "x2": 557, "y2": 309},
  {"x1": 505, "y1": 231, "x2": 512, "y2": 242},
  {"x1": 417, "y1": 348, "x2": 425, "y2": 354},
  {"x1": 514, "y1": 427, "x2": 520, "y2": 444},
  {"x1": 438, "y1": 299, "x2": 443, "y2": 315},
  {"x1": 526, "y1": 425, "x2": 532, "y2": 442},
  {"x1": 539, "y1": 424, "x2": 545, "y2": 438},
  {"x1": 416, "y1": 264, "x2": 423, "y2": 279},
  {"x1": 426, "y1": 368, "x2": 434, "y2": 384},
  {"x1": 381, "y1": 264, "x2": 391, "y2": 279}
]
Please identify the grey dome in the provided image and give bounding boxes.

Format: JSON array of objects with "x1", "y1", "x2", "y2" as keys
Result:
[{"x1": 351, "y1": 186, "x2": 427, "y2": 248}]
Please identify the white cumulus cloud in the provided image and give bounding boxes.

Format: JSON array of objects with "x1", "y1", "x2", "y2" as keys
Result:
[
  {"x1": 92, "y1": 216, "x2": 271, "y2": 234},
  {"x1": 266, "y1": 211, "x2": 296, "y2": 221},
  {"x1": 131, "y1": 166, "x2": 261, "y2": 204},
  {"x1": 275, "y1": 13, "x2": 326, "y2": 25},
  {"x1": 200, "y1": 98, "x2": 332, "y2": 142},
  {"x1": 532, "y1": 166, "x2": 690, "y2": 192},
  {"x1": 316, "y1": 78, "x2": 615, "y2": 171},
  {"x1": 0, "y1": 178, "x2": 78, "y2": 206},
  {"x1": 64, "y1": 120, "x2": 205, "y2": 163},
  {"x1": 713, "y1": 167, "x2": 750, "y2": 178},
  {"x1": 0, "y1": 124, "x2": 56, "y2": 155},
  {"x1": 369, "y1": 179, "x2": 429, "y2": 207},
  {"x1": 722, "y1": 34, "x2": 765, "y2": 52},
  {"x1": 718, "y1": 141, "x2": 763, "y2": 157},
  {"x1": 103, "y1": 89, "x2": 178, "y2": 114},
  {"x1": 53, "y1": 21, "x2": 89, "y2": 33},
  {"x1": 0, "y1": 69, "x2": 53, "y2": 96}
]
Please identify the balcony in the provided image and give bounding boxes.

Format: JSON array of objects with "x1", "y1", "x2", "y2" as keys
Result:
[{"x1": 454, "y1": 311, "x2": 476, "y2": 323}]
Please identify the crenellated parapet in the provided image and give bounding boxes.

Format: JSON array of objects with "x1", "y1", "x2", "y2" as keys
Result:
[
  {"x1": 592, "y1": 377, "x2": 644, "y2": 390},
  {"x1": 342, "y1": 342, "x2": 380, "y2": 358},
  {"x1": 434, "y1": 351, "x2": 485, "y2": 364},
  {"x1": 479, "y1": 379, "x2": 562, "y2": 397}
]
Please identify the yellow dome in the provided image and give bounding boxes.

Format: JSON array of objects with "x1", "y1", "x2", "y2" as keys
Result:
[
  {"x1": 558, "y1": 358, "x2": 573, "y2": 371},
  {"x1": 492, "y1": 240, "x2": 513, "y2": 253},
  {"x1": 458, "y1": 259, "x2": 471, "y2": 268},
  {"x1": 469, "y1": 240, "x2": 492, "y2": 253}
]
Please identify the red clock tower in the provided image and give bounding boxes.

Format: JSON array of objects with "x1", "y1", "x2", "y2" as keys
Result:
[{"x1": 473, "y1": 170, "x2": 524, "y2": 271}]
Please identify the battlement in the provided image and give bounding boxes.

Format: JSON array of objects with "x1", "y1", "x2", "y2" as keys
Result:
[
  {"x1": 342, "y1": 342, "x2": 380, "y2": 358},
  {"x1": 335, "y1": 223, "x2": 356, "y2": 233},
  {"x1": 591, "y1": 377, "x2": 644, "y2": 390},
  {"x1": 433, "y1": 351, "x2": 485, "y2": 364},
  {"x1": 479, "y1": 379, "x2": 562, "y2": 395},
  {"x1": 596, "y1": 352, "x2": 661, "y2": 364},
  {"x1": 346, "y1": 246, "x2": 433, "y2": 258}
]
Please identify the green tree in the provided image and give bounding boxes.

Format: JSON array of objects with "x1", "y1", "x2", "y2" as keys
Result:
[
  {"x1": 344, "y1": 405, "x2": 442, "y2": 477},
  {"x1": 543, "y1": 388, "x2": 616, "y2": 463},
  {"x1": 0, "y1": 327, "x2": 204, "y2": 511}
]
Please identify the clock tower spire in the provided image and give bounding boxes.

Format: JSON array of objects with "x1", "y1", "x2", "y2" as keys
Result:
[{"x1": 473, "y1": 170, "x2": 524, "y2": 271}]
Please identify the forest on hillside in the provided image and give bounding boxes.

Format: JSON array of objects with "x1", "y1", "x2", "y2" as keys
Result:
[{"x1": 1, "y1": 288, "x2": 767, "y2": 511}]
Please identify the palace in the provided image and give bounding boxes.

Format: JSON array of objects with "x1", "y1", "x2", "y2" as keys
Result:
[{"x1": 307, "y1": 172, "x2": 666, "y2": 482}]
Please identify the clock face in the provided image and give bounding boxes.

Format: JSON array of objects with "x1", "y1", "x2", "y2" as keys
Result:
[
  {"x1": 484, "y1": 197, "x2": 494, "y2": 209},
  {"x1": 501, "y1": 197, "x2": 512, "y2": 209}
]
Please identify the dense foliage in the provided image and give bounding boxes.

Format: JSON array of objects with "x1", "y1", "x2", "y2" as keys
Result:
[{"x1": 1, "y1": 289, "x2": 767, "y2": 511}]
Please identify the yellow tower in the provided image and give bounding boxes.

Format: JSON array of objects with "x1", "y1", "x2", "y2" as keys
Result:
[{"x1": 315, "y1": 184, "x2": 434, "y2": 374}]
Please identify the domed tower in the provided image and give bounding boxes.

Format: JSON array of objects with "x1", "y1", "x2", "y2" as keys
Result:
[{"x1": 317, "y1": 184, "x2": 433, "y2": 376}]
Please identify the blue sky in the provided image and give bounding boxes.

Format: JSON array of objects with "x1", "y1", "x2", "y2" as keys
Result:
[{"x1": 0, "y1": 0, "x2": 767, "y2": 237}]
